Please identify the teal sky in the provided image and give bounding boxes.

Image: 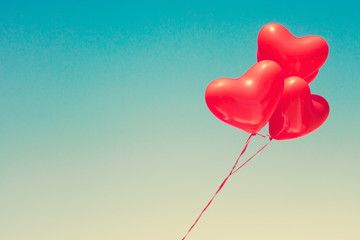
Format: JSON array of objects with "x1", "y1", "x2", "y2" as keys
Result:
[{"x1": 1, "y1": 1, "x2": 359, "y2": 240}]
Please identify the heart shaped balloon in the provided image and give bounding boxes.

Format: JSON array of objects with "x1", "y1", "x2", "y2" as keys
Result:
[
  {"x1": 257, "y1": 23, "x2": 329, "y2": 83},
  {"x1": 257, "y1": 49, "x2": 319, "y2": 83},
  {"x1": 269, "y1": 76, "x2": 329, "y2": 140},
  {"x1": 205, "y1": 60, "x2": 284, "y2": 133}
]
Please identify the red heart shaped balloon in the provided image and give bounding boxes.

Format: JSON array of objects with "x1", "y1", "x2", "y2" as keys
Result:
[
  {"x1": 205, "y1": 60, "x2": 284, "y2": 133},
  {"x1": 257, "y1": 23, "x2": 328, "y2": 83},
  {"x1": 257, "y1": 49, "x2": 319, "y2": 83},
  {"x1": 269, "y1": 76, "x2": 329, "y2": 140}
]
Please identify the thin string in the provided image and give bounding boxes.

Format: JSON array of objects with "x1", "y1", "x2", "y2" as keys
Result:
[
  {"x1": 255, "y1": 132, "x2": 267, "y2": 138},
  {"x1": 232, "y1": 137, "x2": 272, "y2": 174},
  {"x1": 181, "y1": 133, "x2": 272, "y2": 240}
]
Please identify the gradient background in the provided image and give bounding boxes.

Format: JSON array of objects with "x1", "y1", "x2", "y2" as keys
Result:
[{"x1": 1, "y1": 1, "x2": 359, "y2": 239}]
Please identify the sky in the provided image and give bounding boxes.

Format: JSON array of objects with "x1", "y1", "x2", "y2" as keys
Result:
[{"x1": 0, "y1": 1, "x2": 359, "y2": 240}]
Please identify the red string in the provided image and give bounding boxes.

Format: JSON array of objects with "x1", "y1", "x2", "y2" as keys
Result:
[
  {"x1": 181, "y1": 133, "x2": 272, "y2": 240},
  {"x1": 232, "y1": 136, "x2": 272, "y2": 174}
]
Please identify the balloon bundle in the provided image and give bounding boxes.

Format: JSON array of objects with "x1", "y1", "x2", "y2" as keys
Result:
[{"x1": 182, "y1": 23, "x2": 329, "y2": 239}]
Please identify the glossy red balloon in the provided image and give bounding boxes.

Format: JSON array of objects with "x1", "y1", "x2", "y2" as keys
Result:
[
  {"x1": 257, "y1": 49, "x2": 319, "y2": 82},
  {"x1": 257, "y1": 23, "x2": 328, "y2": 83},
  {"x1": 205, "y1": 60, "x2": 284, "y2": 133},
  {"x1": 269, "y1": 76, "x2": 329, "y2": 140}
]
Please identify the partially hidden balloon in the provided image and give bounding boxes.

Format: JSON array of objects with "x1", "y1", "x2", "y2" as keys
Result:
[
  {"x1": 257, "y1": 23, "x2": 328, "y2": 83},
  {"x1": 257, "y1": 50, "x2": 319, "y2": 83},
  {"x1": 205, "y1": 60, "x2": 284, "y2": 133},
  {"x1": 269, "y1": 76, "x2": 329, "y2": 140}
]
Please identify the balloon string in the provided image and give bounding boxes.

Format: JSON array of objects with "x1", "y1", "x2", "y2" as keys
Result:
[
  {"x1": 255, "y1": 132, "x2": 267, "y2": 138},
  {"x1": 232, "y1": 136, "x2": 272, "y2": 174},
  {"x1": 181, "y1": 133, "x2": 272, "y2": 240}
]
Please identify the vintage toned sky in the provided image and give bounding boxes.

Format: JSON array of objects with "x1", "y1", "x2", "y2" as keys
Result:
[{"x1": 0, "y1": 1, "x2": 359, "y2": 239}]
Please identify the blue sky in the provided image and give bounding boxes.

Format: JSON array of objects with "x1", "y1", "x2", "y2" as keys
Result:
[{"x1": 0, "y1": 1, "x2": 359, "y2": 240}]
